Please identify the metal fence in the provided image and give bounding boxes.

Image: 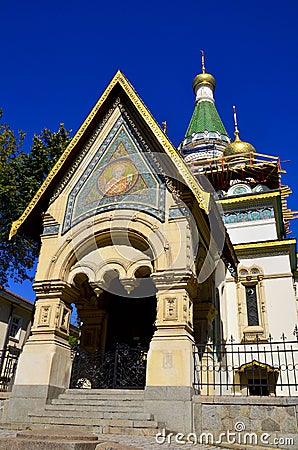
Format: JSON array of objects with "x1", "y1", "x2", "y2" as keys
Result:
[
  {"x1": 0, "y1": 346, "x2": 21, "y2": 392},
  {"x1": 193, "y1": 331, "x2": 298, "y2": 397},
  {"x1": 70, "y1": 343, "x2": 147, "y2": 389}
]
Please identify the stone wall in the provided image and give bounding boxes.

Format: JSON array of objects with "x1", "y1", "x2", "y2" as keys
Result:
[
  {"x1": 0, "y1": 393, "x2": 10, "y2": 422},
  {"x1": 193, "y1": 396, "x2": 298, "y2": 449}
]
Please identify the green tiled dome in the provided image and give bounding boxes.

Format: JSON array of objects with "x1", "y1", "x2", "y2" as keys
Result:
[{"x1": 185, "y1": 101, "x2": 228, "y2": 138}]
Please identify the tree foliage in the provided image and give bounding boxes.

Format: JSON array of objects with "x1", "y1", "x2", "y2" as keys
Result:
[{"x1": 0, "y1": 109, "x2": 71, "y2": 286}]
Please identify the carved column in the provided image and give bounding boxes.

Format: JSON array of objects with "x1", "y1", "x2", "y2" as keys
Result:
[
  {"x1": 6, "y1": 280, "x2": 79, "y2": 422},
  {"x1": 146, "y1": 270, "x2": 197, "y2": 387}
]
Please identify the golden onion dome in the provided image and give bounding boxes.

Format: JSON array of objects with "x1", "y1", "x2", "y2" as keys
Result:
[
  {"x1": 192, "y1": 51, "x2": 216, "y2": 93},
  {"x1": 192, "y1": 72, "x2": 216, "y2": 93},
  {"x1": 224, "y1": 133, "x2": 256, "y2": 157}
]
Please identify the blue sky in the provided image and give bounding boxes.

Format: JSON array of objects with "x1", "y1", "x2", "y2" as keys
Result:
[{"x1": 3, "y1": 0, "x2": 298, "y2": 301}]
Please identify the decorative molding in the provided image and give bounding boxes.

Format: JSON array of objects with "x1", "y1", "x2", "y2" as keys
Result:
[
  {"x1": 39, "y1": 305, "x2": 51, "y2": 326},
  {"x1": 32, "y1": 297, "x2": 72, "y2": 336},
  {"x1": 33, "y1": 280, "x2": 79, "y2": 303},
  {"x1": 164, "y1": 297, "x2": 178, "y2": 320},
  {"x1": 152, "y1": 269, "x2": 198, "y2": 295}
]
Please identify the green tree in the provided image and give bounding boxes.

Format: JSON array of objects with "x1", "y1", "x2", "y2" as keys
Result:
[{"x1": 0, "y1": 109, "x2": 71, "y2": 286}]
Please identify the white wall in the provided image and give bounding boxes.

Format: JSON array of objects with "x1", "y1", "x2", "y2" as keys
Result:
[
  {"x1": 221, "y1": 254, "x2": 297, "y2": 342},
  {"x1": 226, "y1": 219, "x2": 277, "y2": 244}
]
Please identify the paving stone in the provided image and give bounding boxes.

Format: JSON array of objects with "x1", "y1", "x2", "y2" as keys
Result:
[
  {"x1": 96, "y1": 442, "x2": 142, "y2": 449},
  {"x1": 0, "y1": 429, "x2": 242, "y2": 450},
  {"x1": 0, "y1": 427, "x2": 100, "y2": 450},
  {"x1": 0, "y1": 437, "x2": 99, "y2": 449}
]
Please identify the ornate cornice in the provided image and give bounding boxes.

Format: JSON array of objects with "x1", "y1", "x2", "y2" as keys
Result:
[
  {"x1": 219, "y1": 191, "x2": 280, "y2": 206},
  {"x1": 234, "y1": 239, "x2": 297, "y2": 272},
  {"x1": 234, "y1": 239, "x2": 296, "y2": 251},
  {"x1": 33, "y1": 279, "x2": 79, "y2": 303},
  {"x1": 151, "y1": 269, "x2": 198, "y2": 296}
]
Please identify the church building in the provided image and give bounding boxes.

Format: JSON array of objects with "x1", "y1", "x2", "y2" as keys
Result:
[{"x1": 3, "y1": 56, "x2": 298, "y2": 438}]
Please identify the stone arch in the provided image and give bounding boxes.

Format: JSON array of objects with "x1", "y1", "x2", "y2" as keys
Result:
[{"x1": 45, "y1": 215, "x2": 169, "y2": 282}]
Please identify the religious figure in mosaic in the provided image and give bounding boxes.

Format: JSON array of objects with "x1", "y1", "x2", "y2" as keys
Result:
[{"x1": 97, "y1": 159, "x2": 138, "y2": 197}]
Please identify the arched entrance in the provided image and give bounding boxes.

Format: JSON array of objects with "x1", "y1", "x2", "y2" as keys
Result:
[{"x1": 70, "y1": 264, "x2": 157, "y2": 389}]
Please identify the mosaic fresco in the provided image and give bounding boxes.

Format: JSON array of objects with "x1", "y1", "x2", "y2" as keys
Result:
[
  {"x1": 97, "y1": 157, "x2": 139, "y2": 197},
  {"x1": 62, "y1": 116, "x2": 165, "y2": 234}
]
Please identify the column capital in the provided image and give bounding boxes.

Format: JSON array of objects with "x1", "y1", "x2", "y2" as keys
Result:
[
  {"x1": 151, "y1": 270, "x2": 198, "y2": 297},
  {"x1": 33, "y1": 280, "x2": 79, "y2": 303}
]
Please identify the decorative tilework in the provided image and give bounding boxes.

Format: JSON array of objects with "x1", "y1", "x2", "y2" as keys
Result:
[
  {"x1": 43, "y1": 225, "x2": 60, "y2": 235},
  {"x1": 185, "y1": 101, "x2": 228, "y2": 138},
  {"x1": 62, "y1": 116, "x2": 165, "y2": 234},
  {"x1": 169, "y1": 206, "x2": 190, "y2": 219},
  {"x1": 223, "y1": 208, "x2": 274, "y2": 224}
]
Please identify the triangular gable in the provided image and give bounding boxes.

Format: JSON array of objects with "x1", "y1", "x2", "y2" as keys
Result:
[
  {"x1": 62, "y1": 116, "x2": 166, "y2": 234},
  {"x1": 9, "y1": 70, "x2": 210, "y2": 240}
]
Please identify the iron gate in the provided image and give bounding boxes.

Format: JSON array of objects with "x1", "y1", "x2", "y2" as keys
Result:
[
  {"x1": 0, "y1": 346, "x2": 21, "y2": 392},
  {"x1": 70, "y1": 343, "x2": 147, "y2": 389}
]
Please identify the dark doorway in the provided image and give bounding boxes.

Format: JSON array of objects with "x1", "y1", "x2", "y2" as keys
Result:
[{"x1": 104, "y1": 275, "x2": 157, "y2": 351}]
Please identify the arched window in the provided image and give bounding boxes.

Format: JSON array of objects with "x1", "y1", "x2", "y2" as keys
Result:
[
  {"x1": 237, "y1": 266, "x2": 268, "y2": 341},
  {"x1": 245, "y1": 285, "x2": 259, "y2": 326}
]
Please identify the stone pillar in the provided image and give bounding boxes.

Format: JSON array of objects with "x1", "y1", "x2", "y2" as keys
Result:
[
  {"x1": 5, "y1": 281, "x2": 78, "y2": 423},
  {"x1": 78, "y1": 305, "x2": 108, "y2": 355},
  {"x1": 193, "y1": 301, "x2": 217, "y2": 344},
  {"x1": 192, "y1": 288, "x2": 217, "y2": 395},
  {"x1": 144, "y1": 270, "x2": 197, "y2": 434},
  {"x1": 76, "y1": 283, "x2": 108, "y2": 355}
]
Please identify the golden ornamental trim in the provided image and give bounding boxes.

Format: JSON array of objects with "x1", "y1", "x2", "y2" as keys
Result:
[
  {"x1": 10, "y1": 70, "x2": 210, "y2": 239},
  {"x1": 234, "y1": 239, "x2": 296, "y2": 251},
  {"x1": 219, "y1": 191, "x2": 280, "y2": 206}
]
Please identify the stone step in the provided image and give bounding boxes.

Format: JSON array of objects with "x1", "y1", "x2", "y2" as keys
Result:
[
  {"x1": 59, "y1": 394, "x2": 144, "y2": 402},
  {"x1": 103, "y1": 426, "x2": 159, "y2": 436},
  {"x1": 0, "y1": 438, "x2": 98, "y2": 450},
  {"x1": 25, "y1": 423, "x2": 161, "y2": 437},
  {"x1": 43, "y1": 407, "x2": 153, "y2": 420},
  {"x1": 0, "y1": 428, "x2": 100, "y2": 450},
  {"x1": 65, "y1": 389, "x2": 144, "y2": 396},
  {"x1": 52, "y1": 398, "x2": 144, "y2": 408},
  {"x1": 51, "y1": 402, "x2": 144, "y2": 413},
  {"x1": 28, "y1": 388, "x2": 162, "y2": 436},
  {"x1": 29, "y1": 415, "x2": 161, "y2": 430}
]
